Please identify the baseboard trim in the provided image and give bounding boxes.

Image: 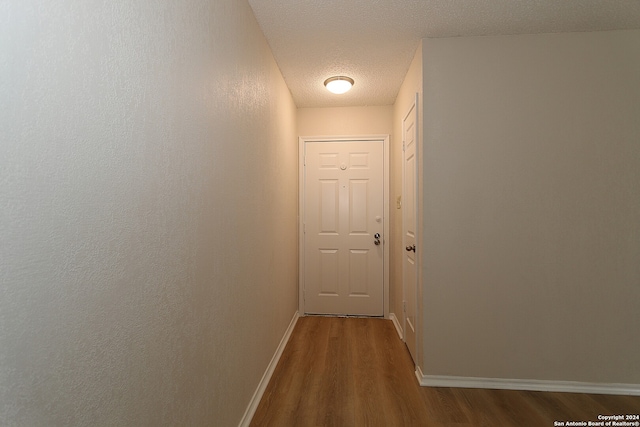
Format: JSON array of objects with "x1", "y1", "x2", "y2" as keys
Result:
[
  {"x1": 415, "y1": 371, "x2": 640, "y2": 396},
  {"x1": 389, "y1": 313, "x2": 403, "y2": 340},
  {"x1": 238, "y1": 311, "x2": 300, "y2": 427},
  {"x1": 415, "y1": 365, "x2": 425, "y2": 385}
]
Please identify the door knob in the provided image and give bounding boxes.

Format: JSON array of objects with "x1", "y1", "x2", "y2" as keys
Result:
[
  {"x1": 374, "y1": 233, "x2": 380, "y2": 239},
  {"x1": 374, "y1": 233, "x2": 381, "y2": 245},
  {"x1": 405, "y1": 245, "x2": 416, "y2": 252}
]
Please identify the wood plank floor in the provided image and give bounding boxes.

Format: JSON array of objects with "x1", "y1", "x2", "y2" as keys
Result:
[{"x1": 250, "y1": 316, "x2": 639, "y2": 427}]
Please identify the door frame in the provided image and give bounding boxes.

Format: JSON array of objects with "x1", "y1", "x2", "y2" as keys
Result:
[{"x1": 299, "y1": 135, "x2": 390, "y2": 318}]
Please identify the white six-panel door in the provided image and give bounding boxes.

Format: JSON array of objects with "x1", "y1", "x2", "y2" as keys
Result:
[{"x1": 303, "y1": 140, "x2": 384, "y2": 316}]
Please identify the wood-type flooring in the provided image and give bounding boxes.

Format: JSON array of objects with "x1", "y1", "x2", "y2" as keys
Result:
[{"x1": 250, "y1": 316, "x2": 639, "y2": 427}]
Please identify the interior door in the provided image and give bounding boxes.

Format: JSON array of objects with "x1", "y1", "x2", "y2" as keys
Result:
[
  {"x1": 303, "y1": 140, "x2": 384, "y2": 316},
  {"x1": 403, "y1": 101, "x2": 418, "y2": 364}
]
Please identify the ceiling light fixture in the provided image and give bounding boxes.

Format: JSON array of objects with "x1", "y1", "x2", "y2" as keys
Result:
[{"x1": 324, "y1": 76, "x2": 354, "y2": 94}]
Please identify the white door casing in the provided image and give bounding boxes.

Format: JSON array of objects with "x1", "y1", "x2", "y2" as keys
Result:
[
  {"x1": 300, "y1": 137, "x2": 389, "y2": 317},
  {"x1": 403, "y1": 99, "x2": 418, "y2": 364}
]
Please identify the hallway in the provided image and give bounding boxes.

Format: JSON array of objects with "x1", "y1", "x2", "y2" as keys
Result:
[
  {"x1": 3, "y1": 1, "x2": 639, "y2": 424},
  {"x1": 251, "y1": 317, "x2": 640, "y2": 426}
]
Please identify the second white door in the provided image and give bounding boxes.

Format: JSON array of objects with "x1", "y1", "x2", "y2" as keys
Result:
[
  {"x1": 303, "y1": 140, "x2": 384, "y2": 316},
  {"x1": 403, "y1": 100, "x2": 418, "y2": 364}
]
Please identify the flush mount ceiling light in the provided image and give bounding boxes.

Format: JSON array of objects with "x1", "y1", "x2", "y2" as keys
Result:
[{"x1": 324, "y1": 76, "x2": 354, "y2": 94}]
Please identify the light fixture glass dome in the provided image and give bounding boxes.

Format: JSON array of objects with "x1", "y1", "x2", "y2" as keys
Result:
[{"x1": 324, "y1": 76, "x2": 354, "y2": 94}]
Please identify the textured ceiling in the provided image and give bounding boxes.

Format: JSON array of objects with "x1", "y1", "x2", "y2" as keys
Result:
[{"x1": 247, "y1": 0, "x2": 640, "y2": 108}]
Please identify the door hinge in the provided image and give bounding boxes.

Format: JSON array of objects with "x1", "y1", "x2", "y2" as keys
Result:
[{"x1": 403, "y1": 301, "x2": 407, "y2": 313}]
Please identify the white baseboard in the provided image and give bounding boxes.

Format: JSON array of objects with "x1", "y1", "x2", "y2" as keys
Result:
[
  {"x1": 415, "y1": 369, "x2": 640, "y2": 396},
  {"x1": 389, "y1": 312, "x2": 403, "y2": 340},
  {"x1": 238, "y1": 311, "x2": 300, "y2": 427},
  {"x1": 415, "y1": 365, "x2": 425, "y2": 385}
]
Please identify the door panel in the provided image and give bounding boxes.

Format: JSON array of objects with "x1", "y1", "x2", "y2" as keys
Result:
[
  {"x1": 304, "y1": 141, "x2": 384, "y2": 316},
  {"x1": 320, "y1": 180, "x2": 339, "y2": 232},
  {"x1": 348, "y1": 249, "x2": 368, "y2": 295},
  {"x1": 319, "y1": 250, "x2": 339, "y2": 295},
  {"x1": 349, "y1": 180, "x2": 369, "y2": 232}
]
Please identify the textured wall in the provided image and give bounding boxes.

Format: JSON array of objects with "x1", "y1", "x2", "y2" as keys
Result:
[
  {"x1": 422, "y1": 30, "x2": 640, "y2": 383},
  {"x1": 0, "y1": 1, "x2": 298, "y2": 425}
]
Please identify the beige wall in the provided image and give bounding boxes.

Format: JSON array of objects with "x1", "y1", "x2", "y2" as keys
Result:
[
  {"x1": 392, "y1": 42, "x2": 424, "y2": 344},
  {"x1": 297, "y1": 105, "x2": 393, "y2": 136},
  {"x1": 0, "y1": 1, "x2": 298, "y2": 425},
  {"x1": 421, "y1": 30, "x2": 640, "y2": 384}
]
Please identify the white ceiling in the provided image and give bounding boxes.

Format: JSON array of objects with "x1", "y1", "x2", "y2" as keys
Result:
[{"x1": 247, "y1": 0, "x2": 640, "y2": 108}]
